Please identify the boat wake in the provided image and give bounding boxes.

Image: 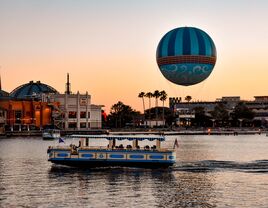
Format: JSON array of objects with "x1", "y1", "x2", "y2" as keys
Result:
[
  {"x1": 173, "y1": 160, "x2": 268, "y2": 173},
  {"x1": 48, "y1": 160, "x2": 268, "y2": 174}
]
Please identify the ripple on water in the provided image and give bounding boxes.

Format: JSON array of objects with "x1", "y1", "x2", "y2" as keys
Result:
[{"x1": 1, "y1": 136, "x2": 268, "y2": 207}]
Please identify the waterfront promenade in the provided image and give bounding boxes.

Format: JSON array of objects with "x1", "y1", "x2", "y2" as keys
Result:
[{"x1": 0, "y1": 127, "x2": 265, "y2": 137}]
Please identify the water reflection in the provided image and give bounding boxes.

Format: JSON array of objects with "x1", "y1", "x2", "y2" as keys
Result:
[
  {"x1": 1, "y1": 135, "x2": 268, "y2": 207},
  {"x1": 48, "y1": 166, "x2": 216, "y2": 208}
]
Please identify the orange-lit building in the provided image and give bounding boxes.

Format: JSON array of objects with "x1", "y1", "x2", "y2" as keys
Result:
[
  {"x1": 0, "y1": 80, "x2": 60, "y2": 131},
  {"x1": 0, "y1": 100, "x2": 59, "y2": 131},
  {"x1": 0, "y1": 76, "x2": 103, "y2": 132}
]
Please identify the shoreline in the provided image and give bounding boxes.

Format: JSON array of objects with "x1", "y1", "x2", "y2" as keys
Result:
[{"x1": 0, "y1": 127, "x2": 265, "y2": 137}]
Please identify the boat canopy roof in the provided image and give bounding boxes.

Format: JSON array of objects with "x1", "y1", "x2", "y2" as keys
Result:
[{"x1": 69, "y1": 135, "x2": 165, "y2": 141}]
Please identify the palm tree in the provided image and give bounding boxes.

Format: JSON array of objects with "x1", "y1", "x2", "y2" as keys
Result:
[
  {"x1": 153, "y1": 90, "x2": 161, "y2": 126},
  {"x1": 185, "y1": 95, "x2": 192, "y2": 103},
  {"x1": 160, "y1": 90, "x2": 167, "y2": 126},
  {"x1": 110, "y1": 101, "x2": 124, "y2": 128},
  {"x1": 138, "y1": 92, "x2": 146, "y2": 124},
  {"x1": 145, "y1": 92, "x2": 153, "y2": 127}
]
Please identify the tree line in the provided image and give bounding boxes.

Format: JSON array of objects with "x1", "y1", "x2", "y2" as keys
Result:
[{"x1": 102, "y1": 93, "x2": 259, "y2": 129}]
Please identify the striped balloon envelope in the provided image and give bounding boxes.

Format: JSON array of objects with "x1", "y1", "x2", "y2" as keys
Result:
[{"x1": 156, "y1": 27, "x2": 217, "y2": 86}]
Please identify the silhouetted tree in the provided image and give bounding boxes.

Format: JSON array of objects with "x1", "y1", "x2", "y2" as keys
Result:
[
  {"x1": 193, "y1": 106, "x2": 210, "y2": 127},
  {"x1": 138, "y1": 92, "x2": 146, "y2": 121},
  {"x1": 185, "y1": 95, "x2": 192, "y2": 103},
  {"x1": 145, "y1": 92, "x2": 153, "y2": 126},
  {"x1": 210, "y1": 103, "x2": 229, "y2": 126},
  {"x1": 231, "y1": 102, "x2": 255, "y2": 127},
  {"x1": 107, "y1": 101, "x2": 140, "y2": 128},
  {"x1": 160, "y1": 90, "x2": 167, "y2": 125},
  {"x1": 153, "y1": 90, "x2": 161, "y2": 125}
]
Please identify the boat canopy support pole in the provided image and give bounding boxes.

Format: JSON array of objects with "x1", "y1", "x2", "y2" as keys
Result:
[
  {"x1": 108, "y1": 138, "x2": 116, "y2": 149},
  {"x1": 80, "y1": 138, "x2": 85, "y2": 147},
  {"x1": 156, "y1": 140, "x2": 161, "y2": 150},
  {"x1": 133, "y1": 139, "x2": 138, "y2": 149}
]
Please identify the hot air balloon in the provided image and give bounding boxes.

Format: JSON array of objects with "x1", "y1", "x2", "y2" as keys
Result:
[{"x1": 156, "y1": 27, "x2": 217, "y2": 86}]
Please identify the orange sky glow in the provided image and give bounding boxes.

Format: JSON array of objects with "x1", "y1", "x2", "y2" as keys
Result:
[{"x1": 1, "y1": 0, "x2": 268, "y2": 113}]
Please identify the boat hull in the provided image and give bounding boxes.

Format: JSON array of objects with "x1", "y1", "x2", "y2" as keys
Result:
[
  {"x1": 42, "y1": 129, "x2": 61, "y2": 140},
  {"x1": 49, "y1": 159, "x2": 174, "y2": 168},
  {"x1": 43, "y1": 136, "x2": 56, "y2": 140}
]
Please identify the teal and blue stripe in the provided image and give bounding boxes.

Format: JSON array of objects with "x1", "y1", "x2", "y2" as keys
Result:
[{"x1": 156, "y1": 27, "x2": 216, "y2": 58}]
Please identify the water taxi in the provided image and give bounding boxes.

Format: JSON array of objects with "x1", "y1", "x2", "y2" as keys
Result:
[
  {"x1": 42, "y1": 129, "x2": 61, "y2": 140},
  {"x1": 47, "y1": 135, "x2": 176, "y2": 168}
]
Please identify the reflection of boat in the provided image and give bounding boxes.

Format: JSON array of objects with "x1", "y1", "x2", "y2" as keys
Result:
[
  {"x1": 42, "y1": 129, "x2": 61, "y2": 140},
  {"x1": 47, "y1": 135, "x2": 176, "y2": 168}
]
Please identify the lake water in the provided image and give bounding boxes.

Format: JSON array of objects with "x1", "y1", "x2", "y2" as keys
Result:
[{"x1": 0, "y1": 134, "x2": 268, "y2": 208}]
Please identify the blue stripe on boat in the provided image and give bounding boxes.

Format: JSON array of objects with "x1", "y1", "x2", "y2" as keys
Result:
[
  {"x1": 109, "y1": 154, "x2": 125, "y2": 159},
  {"x1": 149, "y1": 155, "x2": 164, "y2": 159},
  {"x1": 169, "y1": 156, "x2": 175, "y2": 160},
  {"x1": 129, "y1": 155, "x2": 144, "y2": 159},
  {"x1": 81, "y1": 154, "x2": 94, "y2": 158},
  {"x1": 57, "y1": 153, "x2": 68, "y2": 157}
]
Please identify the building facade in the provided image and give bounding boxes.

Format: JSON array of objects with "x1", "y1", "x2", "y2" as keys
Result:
[
  {"x1": 0, "y1": 99, "x2": 60, "y2": 131},
  {"x1": 0, "y1": 107, "x2": 6, "y2": 134},
  {"x1": 169, "y1": 96, "x2": 268, "y2": 127},
  {"x1": 51, "y1": 92, "x2": 102, "y2": 130},
  {"x1": 0, "y1": 75, "x2": 103, "y2": 132}
]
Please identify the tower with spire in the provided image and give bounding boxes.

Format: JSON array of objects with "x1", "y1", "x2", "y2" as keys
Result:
[{"x1": 65, "y1": 73, "x2": 71, "y2": 94}]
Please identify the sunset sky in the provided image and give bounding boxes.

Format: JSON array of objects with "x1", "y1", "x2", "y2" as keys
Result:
[{"x1": 1, "y1": 0, "x2": 268, "y2": 112}]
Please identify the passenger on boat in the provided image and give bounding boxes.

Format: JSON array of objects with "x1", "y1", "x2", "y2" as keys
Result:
[
  {"x1": 119, "y1": 144, "x2": 124, "y2": 149},
  {"x1": 144, "y1": 145, "x2": 150, "y2": 150},
  {"x1": 151, "y1": 145, "x2": 156, "y2": 150}
]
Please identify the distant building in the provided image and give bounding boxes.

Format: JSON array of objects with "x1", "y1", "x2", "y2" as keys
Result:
[
  {"x1": 0, "y1": 74, "x2": 103, "y2": 131},
  {"x1": 49, "y1": 74, "x2": 103, "y2": 130},
  {"x1": 246, "y1": 96, "x2": 268, "y2": 124},
  {"x1": 0, "y1": 107, "x2": 6, "y2": 134},
  {"x1": 0, "y1": 99, "x2": 60, "y2": 131},
  {"x1": 144, "y1": 119, "x2": 165, "y2": 128},
  {"x1": 9, "y1": 80, "x2": 58, "y2": 100},
  {"x1": 0, "y1": 79, "x2": 59, "y2": 131},
  {"x1": 169, "y1": 96, "x2": 268, "y2": 127},
  {"x1": 220, "y1": 96, "x2": 240, "y2": 102},
  {"x1": 253, "y1": 96, "x2": 268, "y2": 102}
]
